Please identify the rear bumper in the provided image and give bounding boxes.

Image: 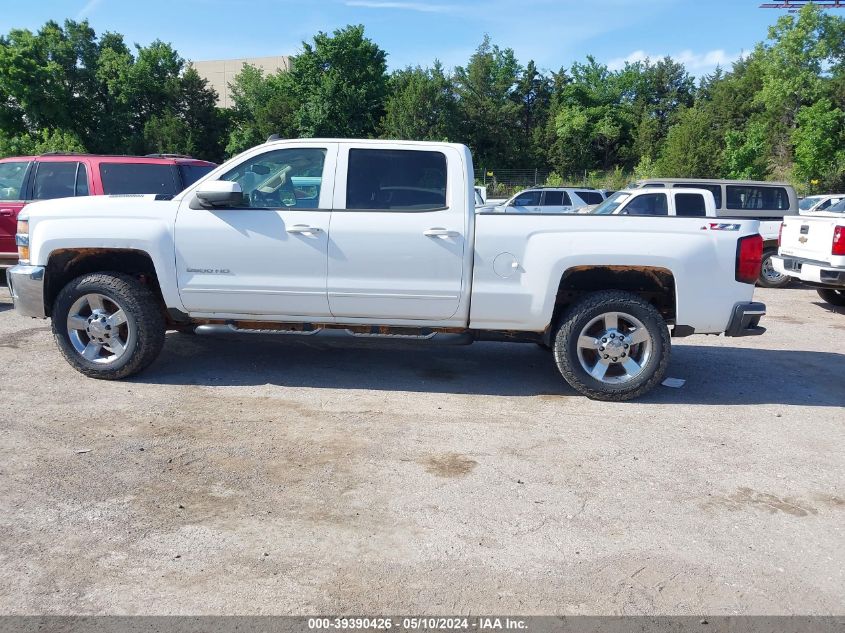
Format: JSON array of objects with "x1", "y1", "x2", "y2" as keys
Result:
[
  {"x1": 725, "y1": 301, "x2": 766, "y2": 337},
  {"x1": 772, "y1": 255, "x2": 845, "y2": 287},
  {"x1": 7, "y1": 264, "x2": 46, "y2": 318}
]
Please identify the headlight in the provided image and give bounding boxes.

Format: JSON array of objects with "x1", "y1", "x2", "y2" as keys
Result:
[{"x1": 16, "y1": 219, "x2": 29, "y2": 263}]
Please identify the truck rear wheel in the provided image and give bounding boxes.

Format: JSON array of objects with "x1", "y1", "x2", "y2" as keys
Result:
[
  {"x1": 757, "y1": 249, "x2": 791, "y2": 288},
  {"x1": 553, "y1": 290, "x2": 670, "y2": 401},
  {"x1": 817, "y1": 288, "x2": 845, "y2": 307},
  {"x1": 52, "y1": 272, "x2": 166, "y2": 380}
]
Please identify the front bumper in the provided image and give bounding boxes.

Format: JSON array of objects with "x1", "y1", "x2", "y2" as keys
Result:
[
  {"x1": 7, "y1": 264, "x2": 46, "y2": 318},
  {"x1": 772, "y1": 255, "x2": 845, "y2": 287},
  {"x1": 725, "y1": 301, "x2": 766, "y2": 337},
  {"x1": 0, "y1": 252, "x2": 18, "y2": 270}
]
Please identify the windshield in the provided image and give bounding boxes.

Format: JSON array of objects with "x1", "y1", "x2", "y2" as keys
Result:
[
  {"x1": 827, "y1": 198, "x2": 845, "y2": 213},
  {"x1": 593, "y1": 191, "x2": 631, "y2": 215},
  {"x1": 799, "y1": 196, "x2": 824, "y2": 211},
  {"x1": 0, "y1": 161, "x2": 31, "y2": 200}
]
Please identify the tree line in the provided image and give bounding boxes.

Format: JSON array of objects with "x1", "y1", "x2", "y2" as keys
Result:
[{"x1": 1, "y1": 5, "x2": 843, "y2": 192}]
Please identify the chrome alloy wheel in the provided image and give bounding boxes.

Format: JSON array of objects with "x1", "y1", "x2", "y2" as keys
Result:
[
  {"x1": 575, "y1": 311, "x2": 653, "y2": 384},
  {"x1": 761, "y1": 255, "x2": 787, "y2": 284},
  {"x1": 66, "y1": 293, "x2": 132, "y2": 364}
]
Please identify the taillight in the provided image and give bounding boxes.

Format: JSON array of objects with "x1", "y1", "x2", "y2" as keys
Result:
[
  {"x1": 833, "y1": 226, "x2": 845, "y2": 256},
  {"x1": 736, "y1": 234, "x2": 763, "y2": 284},
  {"x1": 778, "y1": 222, "x2": 784, "y2": 247}
]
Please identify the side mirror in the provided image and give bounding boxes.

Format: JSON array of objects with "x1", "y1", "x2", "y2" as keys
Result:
[{"x1": 195, "y1": 181, "x2": 244, "y2": 208}]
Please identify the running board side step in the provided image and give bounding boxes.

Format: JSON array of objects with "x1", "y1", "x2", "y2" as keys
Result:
[{"x1": 193, "y1": 323, "x2": 473, "y2": 345}]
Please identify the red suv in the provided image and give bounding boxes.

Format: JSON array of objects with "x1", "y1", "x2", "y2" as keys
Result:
[{"x1": 0, "y1": 154, "x2": 216, "y2": 268}]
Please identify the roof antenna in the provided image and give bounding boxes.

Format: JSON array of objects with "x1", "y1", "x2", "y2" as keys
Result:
[{"x1": 266, "y1": 134, "x2": 281, "y2": 142}]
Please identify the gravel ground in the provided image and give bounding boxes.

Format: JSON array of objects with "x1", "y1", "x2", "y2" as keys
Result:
[{"x1": 0, "y1": 284, "x2": 843, "y2": 615}]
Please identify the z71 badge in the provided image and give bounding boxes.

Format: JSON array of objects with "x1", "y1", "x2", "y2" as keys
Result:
[{"x1": 703, "y1": 223, "x2": 741, "y2": 231}]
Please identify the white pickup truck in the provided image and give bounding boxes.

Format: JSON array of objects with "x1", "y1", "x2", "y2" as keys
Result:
[
  {"x1": 589, "y1": 188, "x2": 718, "y2": 217},
  {"x1": 8, "y1": 139, "x2": 767, "y2": 401},
  {"x1": 773, "y1": 204, "x2": 845, "y2": 306}
]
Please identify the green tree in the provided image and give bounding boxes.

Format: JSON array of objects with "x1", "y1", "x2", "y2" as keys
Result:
[
  {"x1": 382, "y1": 62, "x2": 457, "y2": 141},
  {"x1": 225, "y1": 64, "x2": 298, "y2": 155},
  {"x1": 143, "y1": 67, "x2": 227, "y2": 161},
  {"x1": 453, "y1": 36, "x2": 522, "y2": 168},
  {"x1": 511, "y1": 60, "x2": 553, "y2": 164},
  {"x1": 546, "y1": 57, "x2": 635, "y2": 174},
  {"x1": 290, "y1": 25, "x2": 388, "y2": 138},
  {"x1": 656, "y1": 106, "x2": 723, "y2": 177},
  {"x1": 792, "y1": 99, "x2": 845, "y2": 188}
]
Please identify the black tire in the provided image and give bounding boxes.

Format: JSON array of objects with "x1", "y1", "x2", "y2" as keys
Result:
[
  {"x1": 817, "y1": 288, "x2": 845, "y2": 307},
  {"x1": 52, "y1": 272, "x2": 165, "y2": 379},
  {"x1": 553, "y1": 290, "x2": 671, "y2": 401},
  {"x1": 757, "y1": 249, "x2": 791, "y2": 288}
]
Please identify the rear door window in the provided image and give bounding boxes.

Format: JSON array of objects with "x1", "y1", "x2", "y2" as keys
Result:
[
  {"x1": 346, "y1": 149, "x2": 447, "y2": 211},
  {"x1": 0, "y1": 161, "x2": 31, "y2": 200},
  {"x1": 33, "y1": 162, "x2": 79, "y2": 200},
  {"x1": 726, "y1": 186, "x2": 789, "y2": 211},
  {"x1": 100, "y1": 163, "x2": 179, "y2": 195},
  {"x1": 623, "y1": 193, "x2": 668, "y2": 216},
  {"x1": 674, "y1": 193, "x2": 706, "y2": 217},
  {"x1": 542, "y1": 191, "x2": 563, "y2": 206}
]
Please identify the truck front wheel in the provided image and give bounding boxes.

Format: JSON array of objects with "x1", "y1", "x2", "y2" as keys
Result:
[
  {"x1": 553, "y1": 291, "x2": 670, "y2": 401},
  {"x1": 52, "y1": 272, "x2": 166, "y2": 380},
  {"x1": 817, "y1": 288, "x2": 845, "y2": 306}
]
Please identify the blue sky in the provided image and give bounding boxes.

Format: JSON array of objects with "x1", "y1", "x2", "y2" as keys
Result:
[{"x1": 2, "y1": 0, "x2": 795, "y2": 76}]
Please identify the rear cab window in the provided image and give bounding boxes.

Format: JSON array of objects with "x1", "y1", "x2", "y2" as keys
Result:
[
  {"x1": 0, "y1": 161, "x2": 32, "y2": 200},
  {"x1": 675, "y1": 183, "x2": 722, "y2": 208},
  {"x1": 346, "y1": 149, "x2": 447, "y2": 211},
  {"x1": 100, "y1": 163, "x2": 179, "y2": 196},
  {"x1": 674, "y1": 193, "x2": 707, "y2": 217}
]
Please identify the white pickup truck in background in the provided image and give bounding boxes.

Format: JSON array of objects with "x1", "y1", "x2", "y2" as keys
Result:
[
  {"x1": 588, "y1": 188, "x2": 718, "y2": 217},
  {"x1": 631, "y1": 178, "x2": 799, "y2": 288},
  {"x1": 774, "y1": 202, "x2": 845, "y2": 306},
  {"x1": 9, "y1": 139, "x2": 767, "y2": 401}
]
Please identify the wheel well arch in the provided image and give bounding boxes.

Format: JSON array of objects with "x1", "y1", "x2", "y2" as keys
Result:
[
  {"x1": 44, "y1": 248, "x2": 164, "y2": 317},
  {"x1": 547, "y1": 265, "x2": 677, "y2": 340}
]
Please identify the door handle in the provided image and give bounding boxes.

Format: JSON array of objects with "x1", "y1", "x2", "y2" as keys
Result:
[
  {"x1": 286, "y1": 224, "x2": 322, "y2": 234},
  {"x1": 424, "y1": 228, "x2": 460, "y2": 237},
  {"x1": 0, "y1": 209, "x2": 13, "y2": 217}
]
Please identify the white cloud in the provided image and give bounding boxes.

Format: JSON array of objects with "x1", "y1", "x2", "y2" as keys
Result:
[
  {"x1": 76, "y1": 0, "x2": 104, "y2": 19},
  {"x1": 608, "y1": 48, "x2": 744, "y2": 74},
  {"x1": 345, "y1": 1, "x2": 458, "y2": 13}
]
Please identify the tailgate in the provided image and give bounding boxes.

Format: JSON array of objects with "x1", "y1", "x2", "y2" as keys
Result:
[{"x1": 780, "y1": 216, "x2": 839, "y2": 265}]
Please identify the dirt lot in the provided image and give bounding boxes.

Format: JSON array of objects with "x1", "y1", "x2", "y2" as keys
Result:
[{"x1": 0, "y1": 284, "x2": 843, "y2": 615}]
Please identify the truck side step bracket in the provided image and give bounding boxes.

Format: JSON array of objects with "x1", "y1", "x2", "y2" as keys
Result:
[{"x1": 193, "y1": 323, "x2": 473, "y2": 345}]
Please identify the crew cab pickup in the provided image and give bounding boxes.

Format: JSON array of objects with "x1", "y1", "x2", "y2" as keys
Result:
[
  {"x1": 8, "y1": 139, "x2": 767, "y2": 401},
  {"x1": 589, "y1": 188, "x2": 717, "y2": 217},
  {"x1": 773, "y1": 205, "x2": 845, "y2": 306}
]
